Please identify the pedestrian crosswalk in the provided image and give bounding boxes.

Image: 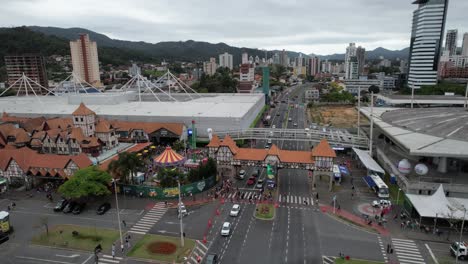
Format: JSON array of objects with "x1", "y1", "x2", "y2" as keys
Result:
[
  {"x1": 226, "y1": 191, "x2": 262, "y2": 200},
  {"x1": 392, "y1": 238, "x2": 426, "y2": 264},
  {"x1": 129, "y1": 202, "x2": 167, "y2": 235},
  {"x1": 322, "y1": 256, "x2": 336, "y2": 264},
  {"x1": 279, "y1": 194, "x2": 315, "y2": 206},
  {"x1": 98, "y1": 254, "x2": 122, "y2": 263},
  {"x1": 186, "y1": 240, "x2": 209, "y2": 264}
]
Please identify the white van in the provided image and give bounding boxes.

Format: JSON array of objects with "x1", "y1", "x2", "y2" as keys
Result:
[{"x1": 238, "y1": 170, "x2": 246, "y2": 179}]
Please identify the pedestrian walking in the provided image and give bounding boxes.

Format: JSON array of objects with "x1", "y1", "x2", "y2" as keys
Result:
[
  {"x1": 126, "y1": 238, "x2": 130, "y2": 249},
  {"x1": 122, "y1": 220, "x2": 126, "y2": 228},
  {"x1": 316, "y1": 193, "x2": 319, "y2": 200},
  {"x1": 121, "y1": 244, "x2": 124, "y2": 253},
  {"x1": 386, "y1": 244, "x2": 390, "y2": 253},
  {"x1": 112, "y1": 243, "x2": 116, "y2": 257}
]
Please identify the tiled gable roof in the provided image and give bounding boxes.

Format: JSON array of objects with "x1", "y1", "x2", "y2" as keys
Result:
[
  {"x1": 311, "y1": 139, "x2": 336, "y2": 158},
  {"x1": 72, "y1": 103, "x2": 96, "y2": 116}
]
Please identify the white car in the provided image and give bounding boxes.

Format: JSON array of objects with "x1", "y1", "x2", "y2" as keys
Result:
[
  {"x1": 238, "y1": 170, "x2": 246, "y2": 180},
  {"x1": 221, "y1": 222, "x2": 231, "y2": 236},
  {"x1": 178, "y1": 203, "x2": 187, "y2": 218},
  {"x1": 372, "y1": 200, "x2": 392, "y2": 208},
  {"x1": 272, "y1": 125, "x2": 276, "y2": 129},
  {"x1": 230, "y1": 204, "x2": 240, "y2": 217}
]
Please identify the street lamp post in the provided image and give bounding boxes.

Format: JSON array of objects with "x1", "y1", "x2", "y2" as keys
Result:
[
  {"x1": 178, "y1": 179, "x2": 185, "y2": 247},
  {"x1": 368, "y1": 85, "x2": 379, "y2": 157},
  {"x1": 396, "y1": 188, "x2": 401, "y2": 205},
  {"x1": 357, "y1": 86, "x2": 361, "y2": 137},
  {"x1": 112, "y1": 179, "x2": 124, "y2": 251},
  {"x1": 456, "y1": 206, "x2": 466, "y2": 264}
]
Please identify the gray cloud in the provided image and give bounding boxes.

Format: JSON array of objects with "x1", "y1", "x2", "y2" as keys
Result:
[{"x1": 0, "y1": 0, "x2": 466, "y2": 54}]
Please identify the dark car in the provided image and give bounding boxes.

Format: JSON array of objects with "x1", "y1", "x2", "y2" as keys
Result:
[
  {"x1": 53, "y1": 199, "x2": 68, "y2": 212},
  {"x1": 96, "y1": 202, "x2": 111, "y2": 215},
  {"x1": 0, "y1": 232, "x2": 9, "y2": 244},
  {"x1": 72, "y1": 203, "x2": 86, "y2": 215},
  {"x1": 247, "y1": 177, "x2": 256, "y2": 186},
  {"x1": 62, "y1": 201, "x2": 77, "y2": 214},
  {"x1": 205, "y1": 253, "x2": 218, "y2": 264}
]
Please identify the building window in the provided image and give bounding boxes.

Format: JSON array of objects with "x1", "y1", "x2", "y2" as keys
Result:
[
  {"x1": 75, "y1": 117, "x2": 79, "y2": 122},
  {"x1": 80, "y1": 118, "x2": 83, "y2": 122},
  {"x1": 90, "y1": 125, "x2": 92, "y2": 129}
]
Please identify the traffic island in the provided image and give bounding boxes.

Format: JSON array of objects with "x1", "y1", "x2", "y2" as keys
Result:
[
  {"x1": 127, "y1": 234, "x2": 195, "y2": 263},
  {"x1": 254, "y1": 203, "x2": 275, "y2": 220},
  {"x1": 31, "y1": 224, "x2": 120, "y2": 252}
]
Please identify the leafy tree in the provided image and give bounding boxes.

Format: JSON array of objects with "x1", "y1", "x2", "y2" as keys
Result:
[
  {"x1": 158, "y1": 167, "x2": 181, "y2": 188},
  {"x1": 107, "y1": 152, "x2": 144, "y2": 184},
  {"x1": 58, "y1": 166, "x2": 112, "y2": 200},
  {"x1": 271, "y1": 64, "x2": 286, "y2": 80},
  {"x1": 193, "y1": 69, "x2": 237, "y2": 93},
  {"x1": 172, "y1": 140, "x2": 186, "y2": 152},
  {"x1": 400, "y1": 81, "x2": 466, "y2": 96}
]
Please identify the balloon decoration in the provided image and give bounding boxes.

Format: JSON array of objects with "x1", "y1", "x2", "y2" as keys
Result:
[
  {"x1": 414, "y1": 163, "x2": 429, "y2": 176},
  {"x1": 398, "y1": 159, "x2": 411, "y2": 174}
]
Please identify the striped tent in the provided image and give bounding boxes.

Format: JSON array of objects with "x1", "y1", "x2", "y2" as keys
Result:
[{"x1": 154, "y1": 146, "x2": 186, "y2": 167}]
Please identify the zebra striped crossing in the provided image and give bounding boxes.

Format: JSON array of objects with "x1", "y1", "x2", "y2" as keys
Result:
[
  {"x1": 98, "y1": 254, "x2": 123, "y2": 263},
  {"x1": 392, "y1": 238, "x2": 426, "y2": 264},
  {"x1": 129, "y1": 202, "x2": 167, "y2": 235},
  {"x1": 322, "y1": 256, "x2": 336, "y2": 264},
  {"x1": 279, "y1": 194, "x2": 315, "y2": 206},
  {"x1": 226, "y1": 191, "x2": 262, "y2": 200},
  {"x1": 186, "y1": 240, "x2": 209, "y2": 264}
]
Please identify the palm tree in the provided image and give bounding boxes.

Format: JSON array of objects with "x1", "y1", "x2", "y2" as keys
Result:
[{"x1": 107, "y1": 152, "x2": 144, "y2": 184}]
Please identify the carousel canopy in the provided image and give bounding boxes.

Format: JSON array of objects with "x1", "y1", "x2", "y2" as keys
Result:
[{"x1": 154, "y1": 146, "x2": 186, "y2": 166}]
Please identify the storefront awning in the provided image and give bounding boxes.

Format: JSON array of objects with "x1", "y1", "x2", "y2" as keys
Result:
[{"x1": 352, "y1": 148, "x2": 385, "y2": 175}]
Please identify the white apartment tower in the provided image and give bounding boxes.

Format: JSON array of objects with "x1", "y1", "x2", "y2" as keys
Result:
[
  {"x1": 241, "y1": 52, "x2": 249, "y2": 64},
  {"x1": 219, "y1": 52, "x2": 233, "y2": 70},
  {"x1": 203, "y1": 57, "x2": 217, "y2": 76},
  {"x1": 462, "y1": 33, "x2": 468, "y2": 56},
  {"x1": 70, "y1": 34, "x2": 101, "y2": 87},
  {"x1": 345, "y1": 43, "x2": 357, "y2": 79},
  {"x1": 408, "y1": 0, "x2": 448, "y2": 89},
  {"x1": 445, "y1": 29, "x2": 458, "y2": 56}
]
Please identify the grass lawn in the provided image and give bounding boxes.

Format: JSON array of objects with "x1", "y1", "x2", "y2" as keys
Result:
[
  {"x1": 127, "y1": 234, "x2": 195, "y2": 263},
  {"x1": 255, "y1": 204, "x2": 275, "y2": 220},
  {"x1": 335, "y1": 258, "x2": 385, "y2": 264},
  {"x1": 31, "y1": 224, "x2": 120, "y2": 252}
]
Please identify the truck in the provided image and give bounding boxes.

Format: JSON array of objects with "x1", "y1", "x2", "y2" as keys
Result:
[{"x1": 450, "y1": 241, "x2": 467, "y2": 260}]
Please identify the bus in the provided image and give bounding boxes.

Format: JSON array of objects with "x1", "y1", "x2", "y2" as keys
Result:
[
  {"x1": 364, "y1": 174, "x2": 389, "y2": 198},
  {"x1": 263, "y1": 115, "x2": 271, "y2": 127}
]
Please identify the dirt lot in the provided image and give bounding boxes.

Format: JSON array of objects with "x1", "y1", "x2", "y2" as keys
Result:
[{"x1": 307, "y1": 105, "x2": 367, "y2": 128}]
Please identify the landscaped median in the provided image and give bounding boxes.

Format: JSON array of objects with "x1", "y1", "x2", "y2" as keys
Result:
[
  {"x1": 335, "y1": 258, "x2": 384, "y2": 264},
  {"x1": 255, "y1": 203, "x2": 275, "y2": 220},
  {"x1": 127, "y1": 234, "x2": 195, "y2": 263},
  {"x1": 31, "y1": 224, "x2": 120, "y2": 252}
]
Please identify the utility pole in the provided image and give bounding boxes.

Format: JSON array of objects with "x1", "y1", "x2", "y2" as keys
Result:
[
  {"x1": 178, "y1": 179, "x2": 185, "y2": 247},
  {"x1": 357, "y1": 86, "x2": 361, "y2": 137}
]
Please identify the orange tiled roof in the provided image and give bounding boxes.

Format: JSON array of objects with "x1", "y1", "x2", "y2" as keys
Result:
[
  {"x1": 72, "y1": 103, "x2": 96, "y2": 116},
  {"x1": 31, "y1": 131, "x2": 46, "y2": 140},
  {"x1": 95, "y1": 119, "x2": 113, "y2": 133},
  {"x1": 69, "y1": 127, "x2": 85, "y2": 142},
  {"x1": 99, "y1": 142, "x2": 151, "y2": 170},
  {"x1": 206, "y1": 134, "x2": 221, "y2": 147},
  {"x1": 0, "y1": 123, "x2": 16, "y2": 139},
  {"x1": 234, "y1": 148, "x2": 267, "y2": 161},
  {"x1": 220, "y1": 135, "x2": 238, "y2": 154},
  {"x1": 1, "y1": 112, "x2": 30, "y2": 123},
  {"x1": 267, "y1": 144, "x2": 281, "y2": 157},
  {"x1": 279, "y1": 150, "x2": 314, "y2": 164},
  {"x1": 45, "y1": 117, "x2": 73, "y2": 130},
  {"x1": 81, "y1": 137, "x2": 100, "y2": 148},
  {"x1": 13, "y1": 128, "x2": 30, "y2": 144},
  {"x1": 311, "y1": 139, "x2": 336, "y2": 158},
  {"x1": 30, "y1": 138, "x2": 43, "y2": 147},
  {"x1": 109, "y1": 120, "x2": 184, "y2": 136}
]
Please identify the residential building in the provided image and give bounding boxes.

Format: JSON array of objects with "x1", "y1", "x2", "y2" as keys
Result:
[
  {"x1": 462, "y1": 33, "x2": 468, "y2": 56},
  {"x1": 4, "y1": 54, "x2": 48, "y2": 95},
  {"x1": 344, "y1": 78, "x2": 382, "y2": 95},
  {"x1": 293, "y1": 54, "x2": 307, "y2": 76},
  {"x1": 219, "y1": 52, "x2": 233, "y2": 70},
  {"x1": 203, "y1": 57, "x2": 217, "y2": 76},
  {"x1": 249, "y1": 55, "x2": 254, "y2": 64},
  {"x1": 280, "y1": 49, "x2": 288, "y2": 67},
  {"x1": 241, "y1": 52, "x2": 248, "y2": 64},
  {"x1": 399, "y1": 60, "x2": 408, "y2": 73},
  {"x1": 129, "y1": 63, "x2": 141, "y2": 76},
  {"x1": 321, "y1": 60, "x2": 332, "y2": 73},
  {"x1": 308, "y1": 56, "x2": 320, "y2": 76},
  {"x1": 356, "y1": 46, "x2": 366, "y2": 75},
  {"x1": 254, "y1": 56, "x2": 260, "y2": 64},
  {"x1": 272, "y1": 53, "x2": 280, "y2": 64},
  {"x1": 379, "y1": 59, "x2": 392, "y2": 68},
  {"x1": 239, "y1": 63, "x2": 255, "y2": 82},
  {"x1": 304, "y1": 88, "x2": 320, "y2": 103},
  {"x1": 345, "y1": 43, "x2": 357, "y2": 79},
  {"x1": 376, "y1": 72, "x2": 396, "y2": 90},
  {"x1": 70, "y1": 34, "x2": 101, "y2": 86},
  {"x1": 408, "y1": 0, "x2": 449, "y2": 89},
  {"x1": 445, "y1": 29, "x2": 458, "y2": 56},
  {"x1": 438, "y1": 50, "x2": 468, "y2": 79}
]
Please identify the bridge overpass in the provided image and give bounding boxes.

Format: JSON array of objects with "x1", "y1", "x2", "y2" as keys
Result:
[{"x1": 214, "y1": 128, "x2": 369, "y2": 149}]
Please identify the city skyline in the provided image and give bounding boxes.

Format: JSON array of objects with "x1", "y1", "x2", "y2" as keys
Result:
[{"x1": 0, "y1": 0, "x2": 467, "y2": 55}]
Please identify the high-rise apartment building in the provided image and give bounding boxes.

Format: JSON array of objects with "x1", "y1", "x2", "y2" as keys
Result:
[
  {"x1": 308, "y1": 57, "x2": 321, "y2": 76},
  {"x1": 356, "y1": 46, "x2": 366, "y2": 75},
  {"x1": 129, "y1": 63, "x2": 141, "y2": 76},
  {"x1": 445, "y1": 29, "x2": 458, "y2": 56},
  {"x1": 241, "y1": 52, "x2": 249, "y2": 64},
  {"x1": 70, "y1": 34, "x2": 101, "y2": 86},
  {"x1": 345, "y1": 43, "x2": 357, "y2": 79},
  {"x1": 272, "y1": 53, "x2": 280, "y2": 64},
  {"x1": 408, "y1": 0, "x2": 448, "y2": 89},
  {"x1": 280, "y1": 49, "x2": 288, "y2": 67},
  {"x1": 462, "y1": 33, "x2": 468, "y2": 56},
  {"x1": 4, "y1": 54, "x2": 48, "y2": 95},
  {"x1": 203, "y1": 57, "x2": 217, "y2": 76},
  {"x1": 219, "y1": 52, "x2": 233, "y2": 70}
]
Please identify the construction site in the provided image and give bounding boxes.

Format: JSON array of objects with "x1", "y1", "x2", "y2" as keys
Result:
[{"x1": 307, "y1": 105, "x2": 367, "y2": 129}]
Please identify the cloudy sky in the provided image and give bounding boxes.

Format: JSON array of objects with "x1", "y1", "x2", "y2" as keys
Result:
[{"x1": 1, "y1": 0, "x2": 467, "y2": 55}]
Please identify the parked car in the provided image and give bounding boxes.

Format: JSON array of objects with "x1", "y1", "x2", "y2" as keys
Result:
[
  {"x1": 288, "y1": 118, "x2": 292, "y2": 122},
  {"x1": 62, "y1": 201, "x2": 77, "y2": 214},
  {"x1": 266, "y1": 180, "x2": 276, "y2": 189},
  {"x1": 247, "y1": 177, "x2": 256, "y2": 185},
  {"x1": 72, "y1": 203, "x2": 86, "y2": 215},
  {"x1": 372, "y1": 200, "x2": 392, "y2": 208},
  {"x1": 256, "y1": 179, "x2": 264, "y2": 189},
  {"x1": 96, "y1": 202, "x2": 111, "y2": 215},
  {"x1": 293, "y1": 123, "x2": 298, "y2": 127},
  {"x1": 230, "y1": 204, "x2": 240, "y2": 217},
  {"x1": 205, "y1": 254, "x2": 218, "y2": 264},
  {"x1": 0, "y1": 232, "x2": 9, "y2": 244},
  {"x1": 54, "y1": 199, "x2": 68, "y2": 212},
  {"x1": 221, "y1": 222, "x2": 231, "y2": 236},
  {"x1": 238, "y1": 170, "x2": 246, "y2": 180}
]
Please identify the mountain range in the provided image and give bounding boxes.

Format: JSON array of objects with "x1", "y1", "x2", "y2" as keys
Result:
[{"x1": 1, "y1": 26, "x2": 410, "y2": 66}]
